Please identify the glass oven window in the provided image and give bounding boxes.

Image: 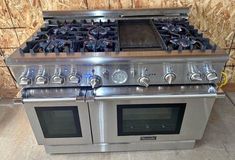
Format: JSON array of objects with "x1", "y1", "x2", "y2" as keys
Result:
[
  {"x1": 117, "y1": 104, "x2": 186, "y2": 136},
  {"x1": 35, "y1": 106, "x2": 82, "y2": 138}
]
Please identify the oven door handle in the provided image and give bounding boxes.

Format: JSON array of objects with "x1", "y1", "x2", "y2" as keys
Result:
[
  {"x1": 94, "y1": 93, "x2": 219, "y2": 100},
  {"x1": 23, "y1": 97, "x2": 85, "y2": 103}
]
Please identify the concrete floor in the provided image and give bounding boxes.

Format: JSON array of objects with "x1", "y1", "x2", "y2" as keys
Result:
[{"x1": 0, "y1": 96, "x2": 235, "y2": 160}]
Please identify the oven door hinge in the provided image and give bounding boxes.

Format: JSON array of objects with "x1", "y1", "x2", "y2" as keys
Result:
[
  {"x1": 75, "y1": 96, "x2": 86, "y2": 102},
  {"x1": 75, "y1": 89, "x2": 86, "y2": 102},
  {"x1": 85, "y1": 90, "x2": 95, "y2": 102},
  {"x1": 13, "y1": 98, "x2": 23, "y2": 104}
]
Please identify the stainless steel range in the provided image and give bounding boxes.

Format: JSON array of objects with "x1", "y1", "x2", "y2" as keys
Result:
[{"x1": 6, "y1": 8, "x2": 228, "y2": 153}]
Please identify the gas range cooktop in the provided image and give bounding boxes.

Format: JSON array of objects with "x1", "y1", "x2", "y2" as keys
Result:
[
  {"x1": 21, "y1": 18, "x2": 216, "y2": 55},
  {"x1": 7, "y1": 8, "x2": 228, "y2": 89}
]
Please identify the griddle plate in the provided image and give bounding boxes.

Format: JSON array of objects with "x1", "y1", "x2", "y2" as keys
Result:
[{"x1": 119, "y1": 20, "x2": 163, "y2": 51}]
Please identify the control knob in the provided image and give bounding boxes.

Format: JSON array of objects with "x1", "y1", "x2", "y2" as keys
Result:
[
  {"x1": 89, "y1": 75, "x2": 102, "y2": 88},
  {"x1": 19, "y1": 68, "x2": 31, "y2": 86},
  {"x1": 164, "y1": 64, "x2": 176, "y2": 84},
  {"x1": 138, "y1": 76, "x2": 150, "y2": 87},
  {"x1": 51, "y1": 66, "x2": 64, "y2": 84},
  {"x1": 68, "y1": 74, "x2": 81, "y2": 84},
  {"x1": 36, "y1": 76, "x2": 47, "y2": 85},
  {"x1": 164, "y1": 73, "x2": 176, "y2": 84},
  {"x1": 68, "y1": 66, "x2": 81, "y2": 84},
  {"x1": 35, "y1": 66, "x2": 47, "y2": 85},
  {"x1": 204, "y1": 64, "x2": 218, "y2": 81},
  {"x1": 19, "y1": 76, "x2": 31, "y2": 86},
  {"x1": 190, "y1": 73, "x2": 202, "y2": 81},
  {"x1": 188, "y1": 64, "x2": 202, "y2": 81},
  {"x1": 52, "y1": 75, "x2": 64, "y2": 84},
  {"x1": 138, "y1": 67, "x2": 150, "y2": 87}
]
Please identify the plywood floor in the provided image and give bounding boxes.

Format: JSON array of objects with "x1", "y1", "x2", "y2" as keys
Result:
[{"x1": 0, "y1": 97, "x2": 235, "y2": 160}]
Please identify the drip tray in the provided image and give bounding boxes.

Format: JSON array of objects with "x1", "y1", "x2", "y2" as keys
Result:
[{"x1": 118, "y1": 19, "x2": 164, "y2": 51}]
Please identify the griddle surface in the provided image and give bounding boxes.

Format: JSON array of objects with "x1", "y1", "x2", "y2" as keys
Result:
[{"x1": 119, "y1": 20, "x2": 163, "y2": 51}]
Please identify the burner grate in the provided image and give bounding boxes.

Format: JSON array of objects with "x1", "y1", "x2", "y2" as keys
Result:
[
  {"x1": 21, "y1": 18, "x2": 217, "y2": 55},
  {"x1": 22, "y1": 20, "x2": 119, "y2": 54},
  {"x1": 154, "y1": 18, "x2": 216, "y2": 51}
]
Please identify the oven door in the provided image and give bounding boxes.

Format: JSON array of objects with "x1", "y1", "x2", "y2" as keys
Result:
[
  {"x1": 22, "y1": 88, "x2": 92, "y2": 145},
  {"x1": 88, "y1": 85, "x2": 218, "y2": 144}
]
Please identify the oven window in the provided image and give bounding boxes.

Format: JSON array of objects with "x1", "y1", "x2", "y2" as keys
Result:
[
  {"x1": 35, "y1": 106, "x2": 82, "y2": 138},
  {"x1": 117, "y1": 104, "x2": 186, "y2": 136}
]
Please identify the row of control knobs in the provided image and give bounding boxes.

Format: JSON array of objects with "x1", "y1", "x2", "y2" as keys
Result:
[
  {"x1": 19, "y1": 64, "x2": 218, "y2": 88},
  {"x1": 19, "y1": 66, "x2": 102, "y2": 88},
  {"x1": 137, "y1": 63, "x2": 218, "y2": 87},
  {"x1": 19, "y1": 71, "x2": 101, "y2": 88}
]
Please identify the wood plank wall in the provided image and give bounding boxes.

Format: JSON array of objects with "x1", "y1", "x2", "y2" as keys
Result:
[{"x1": 0, "y1": 0, "x2": 234, "y2": 98}]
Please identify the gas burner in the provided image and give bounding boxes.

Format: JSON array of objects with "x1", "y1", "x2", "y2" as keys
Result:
[
  {"x1": 23, "y1": 19, "x2": 118, "y2": 54},
  {"x1": 169, "y1": 36, "x2": 195, "y2": 50},
  {"x1": 53, "y1": 26, "x2": 69, "y2": 35},
  {"x1": 47, "y1": 39, "x2": 73, "y2": 53},
  {"x1": 167, "y1": 36, "x2": 206, "y2": 51},
  {"x1": 161, "y1": 24, "x2": 190, "y2": 37},
  {"x1": 89, "y1": 26, "x2": 110, "y2": 37},
  {"x1": 30, "y1": 39, "x2": 73, "y2": 54},
  {"x1": 83, "y1": 39, "x2": 96, "y2": 52},
  {"x1": 52, "y1": 25, "x2": 81, "y2": 35},
  {"x1": 83, "y1": 38, "x2": 115, "y2": 52},
  {"x1": 154, "y1": 18, "x2": 214, "y2": 51},
  {"x1": 96, "y1": 39, "x2": 113, "y2": 51},
  {"x1": 162, "y1": 24, "x2": 183, "y2": 33}
]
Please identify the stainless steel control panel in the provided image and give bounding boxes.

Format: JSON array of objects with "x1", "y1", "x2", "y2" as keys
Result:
[{"x1": 11, "y1": 60, "x2": 225, "y2": 88}]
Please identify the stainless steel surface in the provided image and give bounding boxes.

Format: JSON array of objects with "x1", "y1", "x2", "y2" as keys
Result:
[
  {"x1": 6, "y1": 8, "x2": 228, "y2": 89},
  {"x1": 23, "y1": 89, "x2": 92, "y2": 145},
  {"x1": 42, "y1": 8, "x2": 189, "y2": 20},
  {"x1": 5, "y1": 8, "x2": 229, "y2": 153},
  {"x1": 45, "y1": 140, "x2": 195, "y2": 154},
  {"x1": 8, "y1": 58, "x2": 227, "y2": 88},
  {"x1": 6, "y1": 50, "x2": 227, "y2": 65},
  {"x1": 92, "y1": 85, "x2": 218, "y2": 99},
  {"x1": 89, "y1": 86, "x2": 216, "y2": 143},
  {"x1": 22, "y1": 88, "x2": 83, "y2": 99}
]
